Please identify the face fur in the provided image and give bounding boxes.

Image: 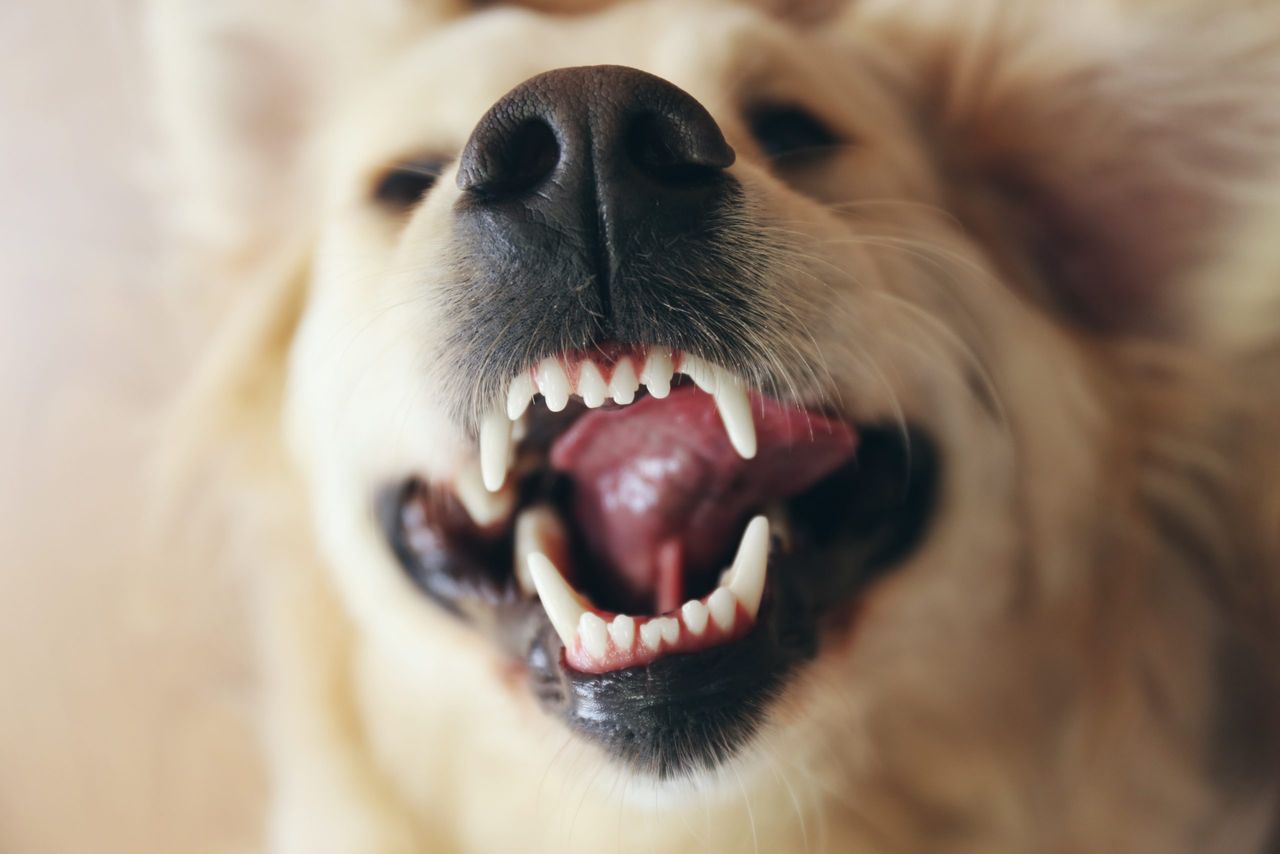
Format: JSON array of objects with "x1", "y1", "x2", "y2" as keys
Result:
[{"x1": 170, "y1": 0, "x2": 1280, "y2": 847}]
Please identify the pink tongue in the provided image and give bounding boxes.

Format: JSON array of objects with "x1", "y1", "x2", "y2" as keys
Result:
[{"x1": 549, "y1": 385, "x2": 857, "y2": 612}]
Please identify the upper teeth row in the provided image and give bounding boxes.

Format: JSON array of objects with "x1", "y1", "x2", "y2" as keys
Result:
[
  {"x1": 479, "y1": 350, "x2": 758, "y2": 492},
  {"x1": 523, "y1": 514, "x2": 771, "y2": 671}
]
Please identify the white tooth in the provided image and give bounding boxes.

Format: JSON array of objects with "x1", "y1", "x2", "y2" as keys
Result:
[
  {"x1": 728, "y1": 516, "x2": 770, "y2": 619},
  {"x1": 506, "y1": 372, "x2": 535, "y2": 420},
  {"x1": 707, "y1": 587, "x2": 736, "y2": 633},
  {"x1": 455, "y1": 460, "x2": 514, "y2": 527},
  {"x1": 608, "y1": 614, "x2": 636, "y2": 652},
  {"x1": 640, "y1": 350, "x2": 673, "y2": 399},
  {"x1": 713, "y1": 375, "x2": 757, "y2": 459},
  {"x1": 681, "y1": 600, "x2": 709, "y2": 636},
  {"x1": 536, "y1": 358, "x2": 571, "y2": 412},
  {"x1": 657, "y1": 617, "x2": 681, "y2": 646},
  {"x1": 608, "y1": 357, "x2": 639, "y2": 405},
  {"x1": 680, "y1": 355, "x2": 717, "y2": 393},
  {"x1": 578, "y1": 612, "x2": 609, "y2": 661},
  {"x1": 479, "y1": 409, "x2": 513, "y2": 492},
  {"x1": 639, "y1": 620, "x2": 663, "y2": 653},
  {"x1": 514, "y1": 506, "x2": 565, "y2": 597},
  {"x1": 578, "y1": 361, "x2": 607, "y2": 408},
  {"x1": 527, "y1": 552, "x2": 588, "y2": 649}
]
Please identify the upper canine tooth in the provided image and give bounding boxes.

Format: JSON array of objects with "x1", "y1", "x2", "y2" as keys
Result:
[
  {"x1": 681, "y1": 600, "x2": 709, "y2": 636},
  {"x1": 527, "y1": 552, "x2": 588, "y2": 649},
  {"x1": 536, "y1": 358, "x2": 571, "y2": 411},
  {"x1": 712, "y1": 376, "x2": 757, "y2": 459},
  {"x1": 679, "y1": 358, "x2": 757, "y2": 460},
  {"x1": 679, "y1": 355, "x2": 716, "y2": 393},
  {"x1": 455, "y1": 459, "x2": 515, "y2": 527},
  {"x1": 578, "y1": 361, "x2": 607, "y2": 408},
  {"x1": 479, "y1": 409, "x2": 513, "y2": 492},
  {"x1": 506, "y1": 372, "x2": 535, "y2": 420},
  {"x1": 640, "y1": 350, "x2": 673, "y2": 398},
  {"x1": 728, "y1": 516, "x2": 769, "y2": 619},
  {"x1": 609, "y1": 357, "x2": 639, "y2": 405}
]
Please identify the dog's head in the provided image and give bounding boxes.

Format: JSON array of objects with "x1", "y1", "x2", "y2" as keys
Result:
[{"x1": 158, "y1": 0, "x2": 1280, "y2": 845}]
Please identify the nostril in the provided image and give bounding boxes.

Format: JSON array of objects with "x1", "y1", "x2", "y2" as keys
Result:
[
  {"x1": 468, "y1": 118, "x2": 560, "y2": 200},
  {"x1": 626, "y1": 112, "x2": 728, "y2": 187}
]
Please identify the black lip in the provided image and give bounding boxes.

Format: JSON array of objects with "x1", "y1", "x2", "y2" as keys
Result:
[
  {"x1": 380, "y1": 425, "x2": 939, "y2": 778},
  {"x1": 525, "y1": 552, "x2": 813, "y2": 780}
]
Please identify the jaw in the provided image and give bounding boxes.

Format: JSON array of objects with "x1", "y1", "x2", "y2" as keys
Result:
[{"x1": 375, "y1": 342, "x2": 942, "y2": 778}]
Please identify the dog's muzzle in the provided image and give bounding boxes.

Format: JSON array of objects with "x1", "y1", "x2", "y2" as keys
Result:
[{"x1": 383, "y1": 67, "x2": 938, "y2": 778}]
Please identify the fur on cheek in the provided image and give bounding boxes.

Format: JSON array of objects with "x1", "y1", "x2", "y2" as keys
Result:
[{"x1": 856, "y1": 0, "x2": 1280, "y2": 336}]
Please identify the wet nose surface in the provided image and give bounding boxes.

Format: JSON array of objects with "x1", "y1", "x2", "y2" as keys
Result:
[
  {"x1": 457, "y1": 64, "x2": 734, "y2": 199},
  {"x1": 455, "y1": 65, "x2": 736, "y2": 316}
]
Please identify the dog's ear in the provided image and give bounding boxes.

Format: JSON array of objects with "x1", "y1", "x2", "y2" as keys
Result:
[
  {"x1": 857, "y1": 0, "x2": 1280, "y2": 337},
  {"x1": 148, "y1": 0, "x2": 466, "y2": 256}
]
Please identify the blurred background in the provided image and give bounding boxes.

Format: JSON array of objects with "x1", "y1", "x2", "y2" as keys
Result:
[{"x1": 0, "y1": 2, "x2": 262, "y2": 851}]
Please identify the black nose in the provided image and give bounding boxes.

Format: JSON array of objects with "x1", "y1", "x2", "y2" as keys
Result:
[
  {"x1": 455, "y1": 66, "x2": 736, "y2": 312},
  {"x1": 458, "y1": 64, "x2": 733, "y2": 200}
]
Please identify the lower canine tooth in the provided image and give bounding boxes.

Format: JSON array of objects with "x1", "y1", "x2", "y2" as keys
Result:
[
  {"x1": 514, "y1": 506, "x2": 566, "y2": 597},
  {"x1": 455, "y1": 460, "x2": 514, "y2": 527},
  {"x1": 578, "y1": 612, "x2": 609, "y2": 661},
  {"x1": 707, "y1": 587, "x2": 736, "y2": 633},
  {"x1": 478, "y1": 410, "x2": 513, "y2": 492},
  {"x1": 527, "y1": 552, "x2": 588, "y2": 649},
  {"x1": 728, "y1": 516, "x2": 770, "y2": 619},
  {"x1": 608, "y1": 614, "x2": 635, "y2": 651},
  {"x1": 681, "y1": 600, "x2": 709, "y2": 636}
]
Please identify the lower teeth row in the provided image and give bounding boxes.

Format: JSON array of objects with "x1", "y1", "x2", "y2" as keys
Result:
[{"x1": 521, "y1": 513, "x2": 771, "y2": 671}]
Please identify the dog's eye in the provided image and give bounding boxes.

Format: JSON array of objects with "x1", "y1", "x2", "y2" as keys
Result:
[
  {"x1": 748, "y1": 106, "x2": 840, "y2": 161},
  {"x1": 372, "y1": 159, "x2": 448, "y2": 209}
]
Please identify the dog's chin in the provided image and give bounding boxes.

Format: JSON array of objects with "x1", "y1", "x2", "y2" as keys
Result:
[{"x1": 378, "y1": 351, "x2": 939, "y2": 779}]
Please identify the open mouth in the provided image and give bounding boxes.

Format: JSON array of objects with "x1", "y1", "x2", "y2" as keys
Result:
[{"x1": 383, "y1": 346, "x2": 937, "y2": 776}]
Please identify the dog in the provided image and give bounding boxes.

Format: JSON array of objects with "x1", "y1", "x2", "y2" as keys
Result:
[{"x1": 149, "y1": 0, "x2": 1280, "y2": 851}]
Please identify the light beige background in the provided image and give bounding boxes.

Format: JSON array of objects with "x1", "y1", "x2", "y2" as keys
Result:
[{"x1": 0, "y1": 2, "x2": 263, "y2": 851}]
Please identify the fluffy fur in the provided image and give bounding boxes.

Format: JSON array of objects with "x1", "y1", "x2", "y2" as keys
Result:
[{"x1": 150, "y1": 0, "x2": 1280, "y2": 851}]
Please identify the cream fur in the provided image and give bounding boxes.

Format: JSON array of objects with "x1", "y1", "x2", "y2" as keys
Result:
[{"x1": 150, "y1": 1, "x2": 1280, "y2": 851}]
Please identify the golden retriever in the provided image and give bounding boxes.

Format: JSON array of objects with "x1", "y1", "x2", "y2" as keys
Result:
[{"x1": 149, "y1": 0, "x2": 1280, "y2": 851}]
